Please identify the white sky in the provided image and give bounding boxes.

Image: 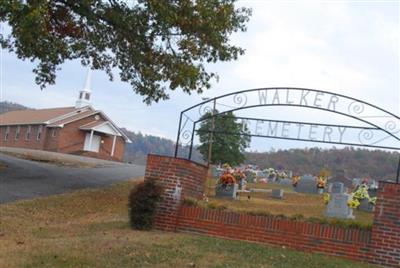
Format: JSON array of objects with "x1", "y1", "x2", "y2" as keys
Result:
[{"x1": 0, "y1": 0, "x2": 399, "y2": 151}]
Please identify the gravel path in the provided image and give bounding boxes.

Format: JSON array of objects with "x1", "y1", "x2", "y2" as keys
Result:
[{"x1": 0, "y1": 152, "x2": 145, "y2": 204}]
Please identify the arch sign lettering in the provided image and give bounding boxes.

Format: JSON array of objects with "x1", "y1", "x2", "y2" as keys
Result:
[{"x1": 174, "y1": 88, "x2": 400, "y2": 182}]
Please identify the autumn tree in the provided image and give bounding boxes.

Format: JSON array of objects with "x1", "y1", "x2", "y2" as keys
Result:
[{"x1": 0, "y1": 0, "x2": 251, "y2": 103}]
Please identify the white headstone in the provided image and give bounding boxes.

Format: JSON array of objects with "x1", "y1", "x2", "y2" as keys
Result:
[
  {"x1": 271, "y1": 189, "x2": 284, "y2": 199},
  {"x1": 325, "y1": 192, "x2": 354, "y2": 219}
]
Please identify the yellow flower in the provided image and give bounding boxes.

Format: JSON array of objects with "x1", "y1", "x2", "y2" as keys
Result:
[
  {"x1": 348, "y1": 199, "x2": 360, "y2": 208},
  {"x1": 323, "y1": 193, "x2": 330, "y2": 205}
]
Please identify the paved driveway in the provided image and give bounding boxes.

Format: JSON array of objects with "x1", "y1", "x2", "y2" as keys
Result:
[{"x1": 0, "y1": 153, "x2": 145, "y2": 204}]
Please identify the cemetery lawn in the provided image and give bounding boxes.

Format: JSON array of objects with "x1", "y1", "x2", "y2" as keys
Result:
[
  {"x1": 205, "y1": 179, "x2": 373, "y2": 228},
  {"x1": 0, "y1": 179, "x2": 377, "y2": 268}
]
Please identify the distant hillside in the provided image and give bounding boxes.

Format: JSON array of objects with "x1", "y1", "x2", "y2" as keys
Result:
[
  {"x1": 245, "y1": 147, "x2": 399, "y2": 180},
  {"x1": 122, "y1": 129, "x2": 202, "y2": 165},
  {"x1": 122, "y1": 130, "x2": 176, "y2": 164},
  {"x1": 0, "y1": 101, "x2": 29, "y2": 114},
  {"x1": 3, "y1": 101, "x2": 399, "y2": 178}
]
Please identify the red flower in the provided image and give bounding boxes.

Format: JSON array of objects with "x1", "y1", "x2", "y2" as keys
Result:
[{"x1": 219, "y1": 173, "x2": 236, "y2": 185}]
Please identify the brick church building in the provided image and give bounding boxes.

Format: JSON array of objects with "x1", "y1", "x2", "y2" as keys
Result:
[{"x1": 0, "y1": 70, "x2": 130, "y2": 162}]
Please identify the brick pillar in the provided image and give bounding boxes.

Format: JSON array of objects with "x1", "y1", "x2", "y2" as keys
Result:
[
  {"x1": 370, "y1": 181, "x2": 400, "y2": 267},
  {"x1": 144, "y1": 154, "x2": 208, "y2": 231}
]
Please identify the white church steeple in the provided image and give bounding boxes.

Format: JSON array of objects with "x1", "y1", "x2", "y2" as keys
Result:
[{"x1": 75, "y1": 68, "x2": 92, "y2": 108}]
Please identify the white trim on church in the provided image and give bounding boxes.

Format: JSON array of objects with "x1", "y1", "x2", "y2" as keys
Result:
[{"x1": 75, "y1": 68, "x2": 92, "y2": 108}]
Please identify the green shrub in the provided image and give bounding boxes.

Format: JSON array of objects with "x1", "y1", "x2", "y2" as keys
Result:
[
  {"x1": 128, "y1": 178, "x2": 163, "y2": 230},
  {"x1": 182, "y1": 197, "x2": 199, "y2": 207}
]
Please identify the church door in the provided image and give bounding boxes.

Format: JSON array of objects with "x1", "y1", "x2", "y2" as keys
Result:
[{"x1": 84, "y1": 133, "x2": 101, "y2": 152}]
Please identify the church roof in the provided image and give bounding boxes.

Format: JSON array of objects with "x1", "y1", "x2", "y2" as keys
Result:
[
  {"x1": 47, "y1": 110, "x2": 97, "y2": 127},
  {"x1": 0, "y1": 105, "x2": 131, "y2": 143},
  {"x1": 0, "y1": 107, "x2": 78, "y2": 125},
  {"x1": 79, "y1": 120, "x2": 105, "y2": 130}
]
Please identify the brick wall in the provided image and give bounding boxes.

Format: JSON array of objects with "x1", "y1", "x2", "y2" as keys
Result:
[
  {"x1": 0, "y1": 125, "x2": 47, "y2": 150},
  {"x1": 57, "y1": 115, "x2": 102, "y2": 153},
  {"x1": 0, "y1": 114, "x2": 125, "y2": 162},
  {"x1": 145, "y1": 155, "x2": 400, "y2": 267},
  {"x1": 178, "y1": 206, "x2": 371, "y2": 262},
  {"x1": 369, "y1": 181, "x2": 400, "y2": 267},
  {"x1": 144, "y1": 154, "x2": 208, "y2": 231},
  {"x1": 57, "y1": 115, "x2": 125, "y2": 162},
  {"x1": 43, "y1": 128, "x2": 61, "y2": 152}
]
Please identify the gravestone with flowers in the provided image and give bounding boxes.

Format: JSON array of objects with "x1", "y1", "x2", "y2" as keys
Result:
[
  {"x1": 295, "y1": 175, "x2": 317, "y2": 194},
  {"x1": 215, "y1": 172, "x2": 238, "y2": 199},
  {"x1": 325, "y1": 182, "x2": 355, "y2": 219}
]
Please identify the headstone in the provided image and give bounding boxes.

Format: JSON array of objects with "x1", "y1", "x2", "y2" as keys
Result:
[
  {"x1": 215, "y1": 183, "x2": 238, "y2": 199},
  {"x1": 256, "y1": 171, "x2": 268, "y2": 179},
  {"x1": 212, "y1": 167, "x2": 224, "y2": 179},
  {"x1": 295, "y1": 175, "x2": 317, "y2": 194},
  {"x1": 211, "y1": 166, "x2": 219, "y2": 178},
  {"x1": 271, "y1": 189, "x2": 284, "y2": 199},
  {"x1": 244, "y1": 170, "x2": 256, "y2": 183},
  {"x1": 368, "y1": 189, "x2": 378, "y2": 198},
  {"x1": 276, "y1": 179, "x2": 292, "y2": 187},
  {"x1": 329, "y1": 169, "x2": 353, "y2": 190},
  {"x1": 358, "y1": 198, "x2": 375, "y2": 213},
  {"x1": 329, "y1": 182, "x2": 345, "y2": 194},
  {"x1": 325, "y1": 188, "x2": 355, "y2": 219},
  {"x1": 267, "y1": 169, "x2": 277, "y2": 182}
]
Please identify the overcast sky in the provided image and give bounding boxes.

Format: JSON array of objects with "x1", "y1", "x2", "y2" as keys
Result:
[{"x1": 0, "y1": 0, "x2": 399, "y2": 152}]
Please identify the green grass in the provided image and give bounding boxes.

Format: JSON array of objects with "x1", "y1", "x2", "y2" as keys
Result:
[{"x1": 0, "y1": 179, "x2": 377, "y2": 267}]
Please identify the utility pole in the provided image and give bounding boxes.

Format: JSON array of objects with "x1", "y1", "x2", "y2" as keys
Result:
[
  {"x1": 396, "y1": 155, "x2": 400, "y2": 184},
  {"x1": 207, "y1": 99, "x2": 217, "y2": 167}
]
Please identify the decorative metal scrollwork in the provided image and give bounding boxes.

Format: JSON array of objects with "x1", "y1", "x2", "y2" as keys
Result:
[
  {"x1": 348, "y1": 101, "x2": 365, "y2": 116},
  {"x1": 175, "y1": 88, "x2": 400, "y2": 162},
  {"x1": 385, "y1": 120, "x2": 398, "y2": 133},
  {"x1": 358, "y1": 129, "x2": 374, "y2": 145},
  {"x1": 198, "y1": 102, "x2": 214, "y2": 117},
  {"x1": 180, "y1": 130, "x2": 193, "y2": 146},
  {"x1": 233, "y1": 93, "x2": 247, "y2": 108}
]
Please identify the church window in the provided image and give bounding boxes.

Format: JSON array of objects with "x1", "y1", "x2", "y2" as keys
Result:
[
  {"x1": 26, "y1": 126, "x2": 31, "y2": 140},
  {"x1": 4, "y1": 126, "x2": 9, "y2": 141},
  {"x1": 37, "y1": 125, "x2": 43, "y2": 140}
]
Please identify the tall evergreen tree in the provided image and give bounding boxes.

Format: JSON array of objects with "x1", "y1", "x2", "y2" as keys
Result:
[{"x1": 197, "y1": 111, "x2": 250, "y2": 165}]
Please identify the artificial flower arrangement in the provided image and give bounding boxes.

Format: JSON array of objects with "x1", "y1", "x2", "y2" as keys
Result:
[
  {"x1": 347, "y1": 183, "x2": 377, "y2": 208},
  {"x1": 316, "y1": 176, "x2": 327, "y2": 189},
  {"x1": 292, "y1": 176, "x2": 300, "y2": 187},
  {"x1": 244, "y1": 169, "x2": 256, "y2": 183},
  {"x1": 233, "y1": 169, "x2": 247, "y2": 190},
  {"x1": 222, "y1": 163, "x2": 231, "y2": 170},
  {"x1": 277, "y1": 171, "x2": 288, "y2": 180},
  {"x1": 323, "y1": 193, "x2": 330, "y2": 205},
  {"x1": 266, "y1": 168, "x2": 277, "y2": 180},
  {"x1": 348, "y1": 198, "x2": 361, "y2": 209},
  {"x1": 233, "y1": 169, "x2": 246, "y2": 181},
  {"x1": 218, "y1": 172, "x2": 236, "y2": 186}
]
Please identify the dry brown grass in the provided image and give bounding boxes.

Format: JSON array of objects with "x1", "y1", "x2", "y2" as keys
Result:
[
  {"x1": 0, "y1": 151, "x2": 101, "y2": 168},
  {"x1": 204, "y1": 179, "x2": 373, "y2": 226},
  {"x1": 0, "y1": 178, "x2": 377, "y2": 268}
]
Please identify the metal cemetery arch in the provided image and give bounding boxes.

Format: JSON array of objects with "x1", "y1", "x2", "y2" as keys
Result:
[{"x1": 174, "y1": 87, "x2": 400, "y2": 183}]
